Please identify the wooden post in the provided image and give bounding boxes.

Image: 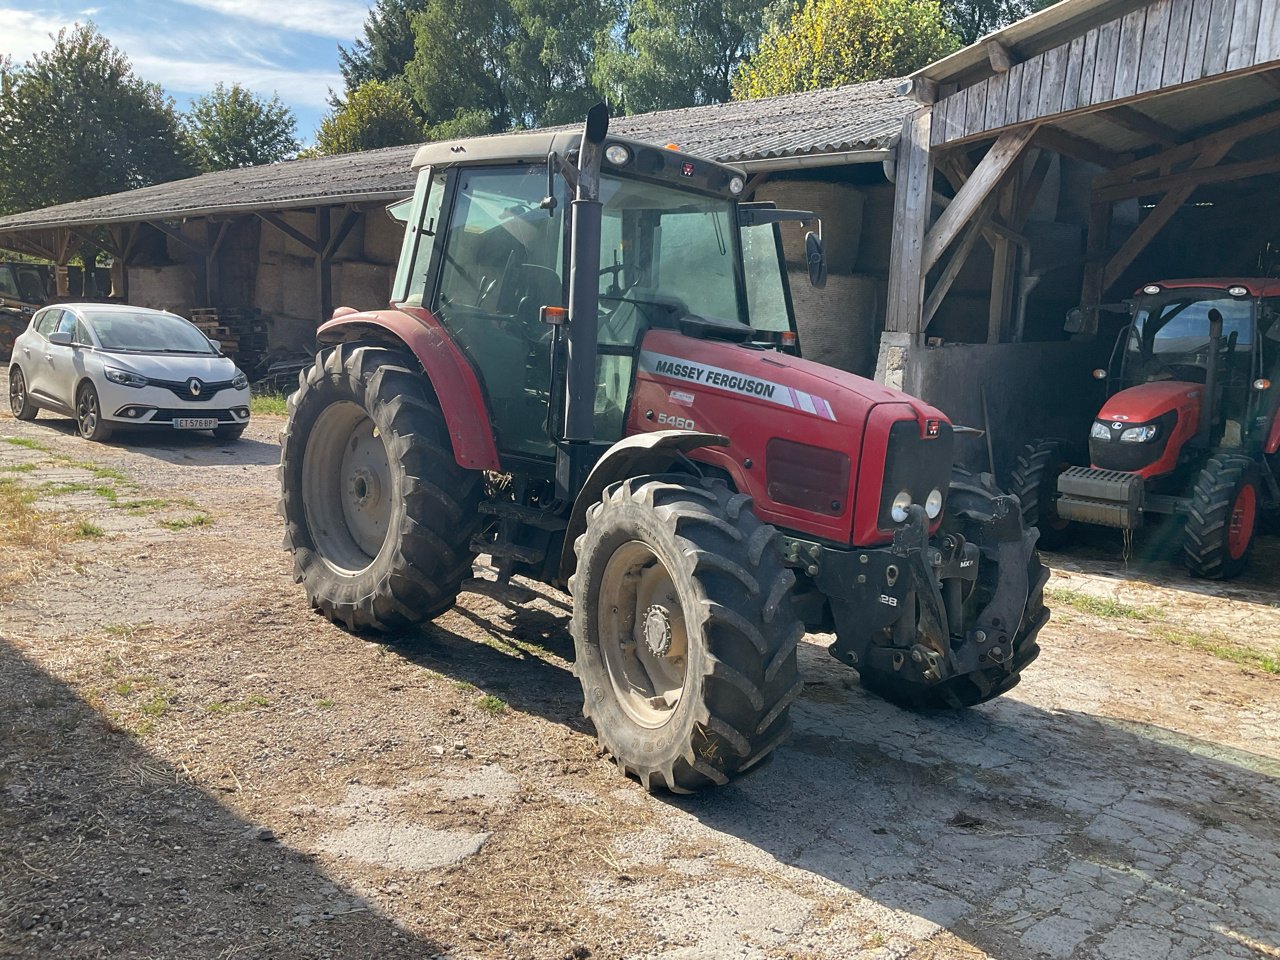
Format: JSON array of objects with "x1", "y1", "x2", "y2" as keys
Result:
[
  {"x1": 315, "y1": 207, "x2": 332, "y2": 322},
  {"x1": 988, "y1": 175, "x2": 1020, "y2": 344},
  {"x1": 885, "y1": 109, "x2": 933, "y2": 337},
  {"x1": 1080, "y1": 200, "x2": 1112, "y2": 329}
]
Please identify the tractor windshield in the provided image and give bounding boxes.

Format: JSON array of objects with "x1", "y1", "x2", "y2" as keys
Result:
[{"x1": 1126, "y1": 293, "x2": 1254, "y2": 382}]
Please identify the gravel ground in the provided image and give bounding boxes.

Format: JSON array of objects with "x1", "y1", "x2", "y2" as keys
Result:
[{"x1": 1, "y1": 370, "x2": 1278, "y2": 960}]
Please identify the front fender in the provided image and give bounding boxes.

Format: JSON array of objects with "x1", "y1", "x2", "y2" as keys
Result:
[
  {"x1": 318, "y1": 306, "x2": 501, "y2": 471},
  {"x1": 557, "y1": 430, "x2": 728, "y2": 585}
]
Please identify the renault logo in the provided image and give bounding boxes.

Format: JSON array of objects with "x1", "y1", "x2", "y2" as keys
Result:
[{"x1": 187, "y1": 378, "x2": 203, "y2": 397}]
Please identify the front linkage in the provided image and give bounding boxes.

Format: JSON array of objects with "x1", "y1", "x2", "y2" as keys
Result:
[{"x1": 784, "y1": 470, "x2": 1049, "y2": 708}]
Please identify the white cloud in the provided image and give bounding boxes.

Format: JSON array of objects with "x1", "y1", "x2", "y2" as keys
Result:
[
  {"x1": 175, "y1": 0, "x2": 367, "y2": 40},
  {"x1": 130, "y1": 52, "x2": 339, "y2": 107},
  {"x1": 0, "y1": 8, "x2": 77, "y2": 62}
]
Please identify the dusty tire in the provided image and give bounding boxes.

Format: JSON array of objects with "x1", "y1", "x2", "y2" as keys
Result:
[
  {"x1": 858, "y1": 469, "x2": 1049, "y2": 709},
  {"x1": 212, "y1": 423, "x2": 245, "y2": 442},
  {"x1": 1183, "y1": 454, "x2": 1260, "y2": 580},
  {"x1": 1009, "y1": 438, "x2": 1075, "y2": 550},
  {"x1": 76, "y1": 382, "x2": 112, "y2": 442},
  {"x1": 9, "y1": 367, "x2": 38, "y2": 421},
  {"x1": 570, "y1": 476, "x2": 803, "y2": 792},
  {"x1": 278, "y1": 342, "x2": 481, "y2": 632}
]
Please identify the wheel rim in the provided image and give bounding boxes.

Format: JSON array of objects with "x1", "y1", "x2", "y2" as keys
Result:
[
  {"x1": 597, "y1": 540, "x2": 689, "y2": 729},
  {"x1": 77, "y1": 387, "x2": 98, "y2": 436},
  {"x1": 301, "y1": 401, "x2": 394, "y2": 574},
  {"x1": 9, "y1": 371, "x2": 24, "y2": 415},
  {"x1": 1227, "y1": 483, "x2": 1257, "y2": 560}
]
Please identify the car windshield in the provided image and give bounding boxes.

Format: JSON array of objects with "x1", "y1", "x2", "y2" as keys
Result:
[
  {"x1": 88, "y1": 310, "x2": 216, "y2": 354},
  {"x1": 1127, "y1": 294, "x2": 1253, "y2": 376}
]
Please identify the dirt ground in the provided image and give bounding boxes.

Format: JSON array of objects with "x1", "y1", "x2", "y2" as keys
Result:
[{"x1": 2, "y1": 368, "x2": 1278, "y2": 960}]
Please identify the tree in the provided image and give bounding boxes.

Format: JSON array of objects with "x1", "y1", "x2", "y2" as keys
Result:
[
  {"x1": 940, "y1": 0, "x2": 1058, "y2": 46},
  {"x1": 183, "y1": 82, "x2": 299, "y2": 171},
  {"x1": 337, "y1": 0, "x2": 427, "y2": 98},
  {"x1": 404, "y1": 0, "x2": 611, "y2": 133},
  {"x1": 0, "y1": 25, "x2": 193, "y2": 215},
  {"x1": 732, "y1": 0, "x2": 959, "y2": 99},
  {"x1": 316, "y1": 80, "x2": 423, "y2": 155},
  {"x1": 594, "y1": 0, "x2": 773, "y2": 114}
]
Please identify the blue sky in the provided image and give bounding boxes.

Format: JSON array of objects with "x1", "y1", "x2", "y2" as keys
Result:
[{"x1": 1, "y1": 0, "x2": 374, "y2": 145}]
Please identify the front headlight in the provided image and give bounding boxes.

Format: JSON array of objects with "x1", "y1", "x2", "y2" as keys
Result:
[
  {"x1": 890, "y1": 490, "x2": 913, "y2": 523},
  {"x1": 1090, "y1": 421, "x2": 1112, "y2": 441},
  {"x1": 104, "y1": 367, "x2": 148, "y2": 388},
  {"x1": 232, "y1": 370, "x2": 249, "y2": 390},
  {"x1": 1119, "y1": 424, "x2": 1159, "y2": 443},
  {"x1": 924, "y1": 488, "x2": 943, "y2": 519}
]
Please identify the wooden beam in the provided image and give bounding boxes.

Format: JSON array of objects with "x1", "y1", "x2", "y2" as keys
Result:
[
  {"x1": 323, "y1": 206, "x2": 361, "y2": 261},
  {"x1": 922, "y1": 192, "x2": 998, "y2": 329},
  {"x1": 1012, "y1": 148, "x2": 1054, "y2": 229},
  {"x1": 315, "y1": 207, "x2": 332, "y2": 321},
  {"x1": 1096, "y1": 104, "x2": 1183, "y2": 147},
  {"x1": 256, "y1": 210, "x2": 321, "y2": 254},
  {"x1": 896, "y1": 76, "x2": 938, "y2": 104},
  {"x1": 1034, "y1": 126, "x2": 1132, "y2": 169},
  {"x1": 1080, "y1": 200, "x2": 1111, "y2": 315},
  {"x1": 921, "y1": 125, "x2": 1037, "y2": 274},
  {"x1": 1095, "y1": 108, "x2": 1280, "y2": 188},
  {"x1": 987, "y1": 40, "x2": 1015, "y2": 73},
  {"x1": 1095, "y1": 154, "x2": 1280, "y2": 202},
  {"x1": 147, "y1": 219, "x2": 206, "y2": 256},
  {"x1": 1258, "y1": 69, "x2": 1280, "y2": 94},
  {"x1": 885, "y1": 109, "x2": 933, "y2": 335},
  {"x1": 988, "y1": 174, "x2": 1020, "y2": 344},
  {"x1": 1101, "y1": 138, "x2": 1234, "y2": 288}
]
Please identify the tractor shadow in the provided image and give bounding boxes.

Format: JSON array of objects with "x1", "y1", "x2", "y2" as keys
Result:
[
  {"x1": 0, "y1": 637, "x2": 444, "y2": 958},
  {"x1": 391, "y1": 592, "x2": 1280, "y2": 960}
]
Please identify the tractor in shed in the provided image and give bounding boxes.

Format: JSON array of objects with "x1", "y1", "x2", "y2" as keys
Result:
[
  {"x1": 1013, "y1": 278, "x2": 1280, "y2": 579},
  {"x1": 278, "y1": 107, "x2": 1049, "y2": 791}
]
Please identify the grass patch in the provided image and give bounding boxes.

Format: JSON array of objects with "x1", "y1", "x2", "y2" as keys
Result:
[
  {"x1": 250, "y1": 392, "x2": 289, "y2": 416},
  {"x1": 454, "y1": 680, "x2": 476, "y2": 692},
  {"x1": 1153, "y1": 626, "x2": 1280, "y2": 676},
  {"x1": 0, "y1": 462, "x2": 37, "y2": 473},
  {"x1": 205, "y1": 693, "x2": 270, "y2": 714},
  {"x1": 140, "y1": 688, "x2": 175, "y2": 718},
  {"x1": 1045, "y1": 588, "x2": 1159, "y2": 621},
  {"x1": 2, "y1": 436, "x2": 47, "y2": 451},
  {"x1": 160, "y1": 513, "x2": 213, "y2": 530},
  {"x1": 317, "y1": 698, "x2": 334, "y2": 709},
  {"x1": 477, "y1": 694, "x2": 507, "y2": 714},
  {"x1": 114, "y1": 680, "x2": 134, "y2": 696},
  {"x1": 73, "y1": 520, "x2": 105, "y2": 539}
]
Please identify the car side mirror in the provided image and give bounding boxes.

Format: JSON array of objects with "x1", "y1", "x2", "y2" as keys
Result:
[
  {"x1": 209, "y1": 339, "x2": 221, "y2": 353},
  {"x1": 48, "y1": 330, "x2": 72, "y2": 346},
  {"x1": 805, "y1": 231, "x2": 827, "y2": 289}
]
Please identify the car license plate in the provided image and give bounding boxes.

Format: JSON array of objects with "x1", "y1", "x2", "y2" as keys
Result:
[{"x1": 174, "y1": 418, "x2": 218, "y2": 430}]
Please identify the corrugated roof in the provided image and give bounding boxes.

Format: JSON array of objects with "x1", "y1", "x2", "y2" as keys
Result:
[{"x1": 0, "y1": 79, "x2": 910, "y2": 235}]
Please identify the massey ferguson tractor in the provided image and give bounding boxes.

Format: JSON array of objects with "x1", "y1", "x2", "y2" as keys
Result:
[
  {"x1": 1014, "y1": 278, "x2": 1280, "y2": 579},
  {"x1": 279, "y1": 107, "x2": 1048, "y2": 791}
]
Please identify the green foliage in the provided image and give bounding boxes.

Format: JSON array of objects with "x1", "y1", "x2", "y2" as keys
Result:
[
  {"x1": 183, "y1": 82, "x2": 299, "y2": 171},
  {"x1": 0, "y1": 25, "x2": 193, "y2": 215},
  {"x1": 940, "y1": 0, "x2": 1058, "y2": 46},
  {"x1": 404, "y1": 0, "x2": 612, "y2": 133},
  {"x1": 338, "y1": 0, "x2": 428, "y2": 97},
  {"x1": 316, "y1": 80, "x2": 423, "y2": 155},
  {"x1": 594, "y1": 0, "x2": 774, "y2": 114},
  {"x1": 733, "y1": 0, "x2": 959, "y2": 99}
]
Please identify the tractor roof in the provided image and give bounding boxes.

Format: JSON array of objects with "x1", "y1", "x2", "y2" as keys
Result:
[{"x1": 1139, "y1": 278, "x2": 1280, "y2": 297}]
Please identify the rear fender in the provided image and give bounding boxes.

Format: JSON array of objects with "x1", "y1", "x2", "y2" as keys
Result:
[
  {"x1": 557, "y1": 430, "x2": 729, "y2": 585},
  {"x1": 318, "y1": 307, "x2": 500, "y2": 471}
]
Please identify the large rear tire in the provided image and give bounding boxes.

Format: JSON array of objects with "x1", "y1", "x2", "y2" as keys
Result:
[
  {"x1": 1183, "y1": 454, "x2": 1260, "y2": 580},
  {"x1": 278, "y1": 343, "x2": 481, "y2": 632},
  {"x1": 570, "y1": 476, "x2": 803, "y2": 792},
  {"x1": 1009, "y1": 438, "x2": 1076, "y2": 550}
]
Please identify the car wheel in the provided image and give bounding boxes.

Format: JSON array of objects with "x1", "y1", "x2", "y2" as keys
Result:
[
  {"x1": 76, "y1": 382, "x2": 113, "y2": 442},
  {"x1": 9, "y1": 367, "x2": 39, "y2": 421}
]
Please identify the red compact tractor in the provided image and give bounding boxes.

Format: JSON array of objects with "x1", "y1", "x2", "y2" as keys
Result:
[
  {"x1": 279, "y1": 107, "x2": 1049, "y2": 791},
  {"x1": 1014, "y1": 278, "x2": 1280, "y2": 578}
]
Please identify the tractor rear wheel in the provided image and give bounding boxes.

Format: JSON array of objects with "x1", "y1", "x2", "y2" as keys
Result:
[
  {"x1": 570, "y1": 476, "x2": 803, "y2": 792},
  {"x1": 278, "y1": 343, "x2": 481, "y2": 632},
  {"x1": 1183, "y1": 454, "x2": 1260, "y2": 580},
  {"x1": 1010, "y1": 438, "x2": 1076, "y2": 550}
]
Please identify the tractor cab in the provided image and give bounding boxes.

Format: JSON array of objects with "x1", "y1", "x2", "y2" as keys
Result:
[
  {"x1": 1015, "y1": 278, "x2": 1280, "y2": 579},
  {"x1": 0, "y1": 261, "x2": 51, "y2": 359}
]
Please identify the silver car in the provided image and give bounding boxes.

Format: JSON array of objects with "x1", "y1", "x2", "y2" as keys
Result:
[{"x1": 7, "y1": 303, "x2": 251, "y2": 442}]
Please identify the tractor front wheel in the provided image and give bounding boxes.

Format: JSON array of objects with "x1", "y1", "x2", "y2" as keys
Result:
[
  {"x1": 1009, "y1": 438, "x2": 1076, "y2": 550},
  {"x1": 570, "y1": 476, "x2": 803, "y2": 792},
  {"x1": 278, "y1": 343, "x2": 481, "y2": 632},
  {"x1": 1183, "y1": 454, "x2": 1260, "y2": 579}
]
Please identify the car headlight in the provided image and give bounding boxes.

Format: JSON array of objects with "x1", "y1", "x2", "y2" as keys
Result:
[
  {"x1": 232, "y1": 370, "x2": 249, "y2": 390},
  {"x1": 890, "y1": 490, "x2": 913, "y2": 523},
  {"x1": 1090, "y1": 421, "x2": 1112, "y2": 440},
  {"x1": 924, "y1": 488, "x2": 943, "y2": 519},
  {"x1": 104, "y1": 367, "x2": 148, "y2": 388},
  {"x1": 1119, "y1": 424, "x2": 1159, "y2": 443}
]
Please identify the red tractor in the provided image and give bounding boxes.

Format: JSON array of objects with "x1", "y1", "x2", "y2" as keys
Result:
[
  {"x1": 1014, "y1": 278, "x2": 1280, "y2": 579},
  {"x1": 279, "y1": 107, "x2": 1048, "y2": 791}
]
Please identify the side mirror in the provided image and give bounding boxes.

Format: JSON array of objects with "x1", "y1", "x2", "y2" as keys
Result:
[
  {"x1": 48, "y1": 330, "x2": 73, "y2": 346},
  {"x1": 805, "y1": 231, "x2": 827, "y2": 289},
  {"x1": 1064, "y1": 306, "x2": 1087, "y2": 333},
  {"x1": 209, "y1": 339, "x2": 221, "y2": 353}
]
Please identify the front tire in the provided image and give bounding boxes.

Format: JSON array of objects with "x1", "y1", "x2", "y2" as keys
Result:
[
  {"x1": 278, "y1": 343, "x2": 482, "y2": 632},
  {"x1": 570, "y1": 476, "x2": 804, "y2": 792},
  {"x1": 76, "y1": 382, "x2": 112, "y2": 441},
  {"x1": 1009, "y1": 438, "x2": 1076, "y2": 550},
  {"x1": 1183, "y1": 454, "x2": 1260, "y2": 580},
  {"x1": 9, "y1": 367, "x2": 38, "y2": 421}
]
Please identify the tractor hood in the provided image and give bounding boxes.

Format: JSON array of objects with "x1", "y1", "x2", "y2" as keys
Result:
[{"x1": 1099, "y1": 380, "x2": 1203, "y2": 425}]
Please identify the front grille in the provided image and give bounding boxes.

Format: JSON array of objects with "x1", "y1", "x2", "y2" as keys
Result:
[
  {"x1": 1090, "y1": 410, "x2": 1177, "y2": 472},
  {"x1": 149, "y1": 377, "x2": 234, "y2": 402}
]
